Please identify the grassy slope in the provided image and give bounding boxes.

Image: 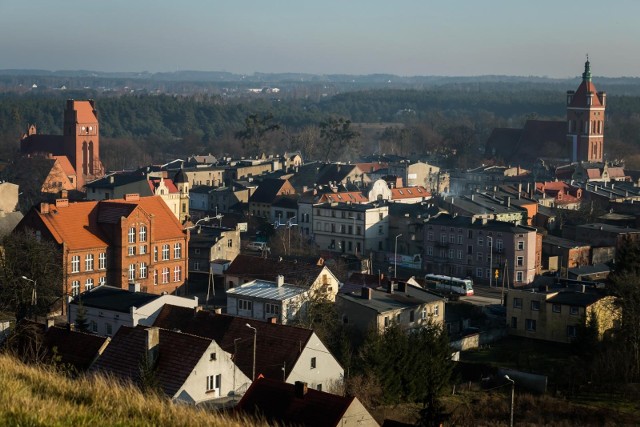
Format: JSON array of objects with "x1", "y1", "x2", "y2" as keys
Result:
[{"x1": 0, "y1": 353, "x2": 261, "y2": 427}]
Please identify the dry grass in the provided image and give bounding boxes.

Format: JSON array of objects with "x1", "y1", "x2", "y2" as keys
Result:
[{"x1": 0, "y1": 353, "x2": 263, "y2": 427}]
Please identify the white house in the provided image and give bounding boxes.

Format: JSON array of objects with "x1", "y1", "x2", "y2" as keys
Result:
[{"x1": 68, "y1": 285, "x2": 198, "y2": 336}]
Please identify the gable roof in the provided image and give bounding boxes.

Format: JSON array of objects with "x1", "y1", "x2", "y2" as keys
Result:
[
  {"x1": 225, "y1": 254, "x2": 324, "y2": 287},
  {"x1": 152, "y1": 305, "x2": 315, "y2": 381},
  {"x1": 236, "y1": 378, "x2": 355, "y2": 427},
  {"x1": 148, "y1": 177, "x2": 179, "y2": 194},
  {"x1": 72, "y1": 100, "x2": 98, "y2": 123},
  {"x1": 249, "y1": 178, "x2": 292, "y2": 204},
  {"x1": 90, "y1": 326, "x2": 212, "y2": 398},
  {"x1": 43, "y1": 325, "x2": 109, "y2": 371},
  {"x1": 390, "y1": 186, "x2": 431, "y2": 200},
  {"x1": 52, "y1": 156, "x2": 76, "y2": 176}
]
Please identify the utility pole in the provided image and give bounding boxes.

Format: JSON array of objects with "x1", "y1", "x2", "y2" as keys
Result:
[{"x1": 246, "y1": 324, "x2": 257, "y2": 381}]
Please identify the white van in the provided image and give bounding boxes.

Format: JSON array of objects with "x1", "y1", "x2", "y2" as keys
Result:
[{"x1": 246, "y1": 241, "x2": 268, "y2": 252}]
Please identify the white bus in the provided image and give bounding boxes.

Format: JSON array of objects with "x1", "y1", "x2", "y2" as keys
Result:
[{"x1": 424, "y1": 274, "x2": 474, "y2": 296}]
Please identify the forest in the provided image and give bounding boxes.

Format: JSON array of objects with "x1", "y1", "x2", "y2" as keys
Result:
[{"x1": 2, "y1": 79, "x2": 640, "y2": 170}]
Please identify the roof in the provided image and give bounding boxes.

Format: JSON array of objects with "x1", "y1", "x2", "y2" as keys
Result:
[
  {"x1": 317, "y1": 191, "x2": 368, "y2": 204},
  {"x1": 148, "y1": 177, "x2": 179, "y2": 194},
  {"x1": 173, "y1": 168, "x2": 188, "y2": 184},
  {"x1": 546, "y1": 291, "x2": 604, "y2": 307},
  {"x1": 20, "y1": 134, "x2": 65, "y2": 156},
  {"x1": 90, "y1": 326, "x2": 213, "y2": 397},
  {"x1": 577, "y1": 223, "x2": 640, "y2": 234},
  {"x1": 339, "y1": 285, "x2": 443, "y2": 314},
  {"x1": 70, "y1": 286, "x2": 162, "y2": 313},
  {"x1": 52, "y1": 156, "x2": 76, "y2": 176},
  {"x1": 271, "y1": 196, "x2": 298, "y2": 210},
  {"x1": 43, "y1": 325, "x2": 109, "y2": 371},
  {"x1": 543, "y1": 234, "x2": 589, "y2": 249},
  {"x1": 390, "y1": 186, "x2": 430, "y2": 200},
  {"x1": 249, "y1": 178, "x2": 291, "y2": 204},
  {"x1": 226, "y1": 280, "x2": 307, "y2": 301},
  {"x1": 225, "y1": 255, "x2": 325, "y2": 287},
  {"x1": 426, "y1": 214, "x2": 536, "y2": 234},
  {"x1": 85, "y1": 172, "x2": 150, "y2": 191},
  {"x1": 152, "y1": 305, "x2": 315, "y2": 381},
  {"x1": 568, "y1": 264, "x2": 611, "y2": 276},
  {"x1": 236, "y1": 378, "x2": 355, "y2": 427},
  {"x1": 341, "y1": 273, "x2": 383, "y2": 294}
]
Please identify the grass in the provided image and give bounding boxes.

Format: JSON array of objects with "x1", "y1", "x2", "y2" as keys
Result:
[{"x1": 0, "y1": 353, "x2": 263, "y2": 427}]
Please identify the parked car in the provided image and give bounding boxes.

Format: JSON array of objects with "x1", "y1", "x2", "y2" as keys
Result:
[{"x1": 246, "y1": 241, "x2": 269, "y2": 252}]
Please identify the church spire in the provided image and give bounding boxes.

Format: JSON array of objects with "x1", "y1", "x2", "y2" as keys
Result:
[{"x1": 582, "y1": 54, "x2": 591, "y2": 82}]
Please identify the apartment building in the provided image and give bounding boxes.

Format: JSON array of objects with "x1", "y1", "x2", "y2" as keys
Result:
[{"x1": 423, "y1": 214, "x2": 539, "y2": 286}]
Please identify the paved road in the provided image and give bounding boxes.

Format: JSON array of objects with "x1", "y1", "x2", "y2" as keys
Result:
[{"x1": 462, "y1": 283, "x2": 506, "y2": 306}]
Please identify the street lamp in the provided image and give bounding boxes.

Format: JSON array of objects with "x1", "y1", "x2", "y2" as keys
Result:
[
  {"x1": 185, "y1": 216, "x2": 212, "y2": 231},
  {"x1": 488, "y1": 237, "x2": 493, "y2": 287},
  {"x1": 246, "y1": 323, "x2": 257, "y2": 381},
  {"x1": 505, "y1": 375, "x2": 515, "y2": 427},
  {"x1": 21, "y1": 276, "x2": 37, "y2": 307},
  {"x1": 394, "y1": 234, "x2": 403, "y2": 279}
]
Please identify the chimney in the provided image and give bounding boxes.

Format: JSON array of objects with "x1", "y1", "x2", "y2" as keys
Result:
[
  {"x1": 146, "y1": 327, "x2": 160, "y2": 367},
  {"x1": 46, "y1": 318, "x2": 55, "y2": 331},
  {"x1": 361, "y1": 286, "x2": 372, "y2": 300},
  {"x1": 268, "y1": 317, "x2": 278, "y2": 324},
  {"x1": 124, "y1": 193, "x2": 140, "y2": 202},
  {"x1": 55, "y1": 198, "x2": 69, "y2": 208},
  {"x1": 387, "y1": 281, "x2": 394, "y2": 294},
  {"x1": 60, "y1": 189, "x2": 68, "y2": 199},
  {"x1": 397, "y1": 282, "x2": 407, "y2": 293},
  {"x1": 109, "y1": 175, "x2": 114, "y2": 184},
  {"x1": 40, "y1": 202, "x2": 50, "y2": 214},
  {"x1": 277, "y1": 275, "x2": 285, "y2": 287},
  {"x1": 294, "y1": 381, "x2": 308, "y2": 398},
  {"x1": 507, "y1": 197, "x2": 511, "y2": 208},
  {"x1": 128, "y1": 281, "x2": 141, "y2": 293},
  {"x1": 214, "y1": 307, "x2": 222, "y2": 314}
]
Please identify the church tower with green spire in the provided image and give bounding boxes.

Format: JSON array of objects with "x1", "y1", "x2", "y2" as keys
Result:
[{"x1": 566, "y1": 57, "x2": 606, "y2": 163}]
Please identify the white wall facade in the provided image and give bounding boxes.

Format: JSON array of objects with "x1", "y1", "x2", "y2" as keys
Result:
[{"x1": 286, "y1": 333, "x2": 344, "y2": 391}]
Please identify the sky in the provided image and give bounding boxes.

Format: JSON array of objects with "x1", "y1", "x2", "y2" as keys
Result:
[{"x1": 1, "y1": 0, "x2": 638, "y2": 78}]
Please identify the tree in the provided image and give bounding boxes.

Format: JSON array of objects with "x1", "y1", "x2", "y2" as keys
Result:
[
  {"x1": 319, "y1": 117, "x2": 360, "y2": 162},
  {"x1": 74, "y1": 299, "x2": 89, "y2": 333},
  {"x1": 0, "y1": 230, "x2": 64, "y2": 321},
  {"x1": 234, "y1": 113, "x2": 280, "y2": 156}
]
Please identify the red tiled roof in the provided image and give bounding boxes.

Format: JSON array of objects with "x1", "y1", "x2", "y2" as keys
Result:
[
  {"x1": 90, "y1": 326, "x2": 212, "y2": 398},
  {"x1": 319, "y1": 192, "x2": 368, "y2": 203},
  {"x1": 587, "y1": 169, "x2": 601, "y2": 179},
  {"x1": 236, "y1": 378, "x2": 355, "y2": 427},
  {"x1": 391, "y1": 186, "x2": 430, "y2": 200},
  {"x1": 608, "y1": 167, "x2": 626, "y2": 178},
  {"x1": 355, "y1": 162, "x2": 388, "y2": 173},
  {"x1": 52, "y1": 156, "x2": 76, "y2": 176},
  {"x1": 148, "y1": 177, "x2": 179, "y2": 194},
  {"x1": 569, "y1": 80, "x2": 603, "y2": 108},
  {"x1": 225, "y1": 254, "x2": 324, "y2": 287},
  {"x1": 153, "y1": 305, "x2": 315, "y2": 381}
]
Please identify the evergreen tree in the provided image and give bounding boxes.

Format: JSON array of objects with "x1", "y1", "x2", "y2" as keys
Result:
[{"x1": 74, "y1": 300, "x2": 89, "y2": 333}]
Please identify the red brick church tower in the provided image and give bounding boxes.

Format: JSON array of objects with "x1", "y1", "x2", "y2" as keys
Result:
[
  {"x1": 63, "y1": 99, "x2": 104, "y2": 188},
  {"x1": 566, "y1": 58, "x2": 606, "y2": 163}
]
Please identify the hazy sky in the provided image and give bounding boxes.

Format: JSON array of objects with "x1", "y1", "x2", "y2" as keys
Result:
[{"x1": 1, "y1": 0, "x2": 638, "y2": 77}]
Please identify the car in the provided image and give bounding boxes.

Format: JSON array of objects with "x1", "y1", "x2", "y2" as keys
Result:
[{"x1": 246, "y1": 241, "x2": 268, "y2": 252}]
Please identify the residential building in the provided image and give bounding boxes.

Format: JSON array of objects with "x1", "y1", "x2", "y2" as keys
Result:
[
  {"x1": 85, "y1": 172, "x2": 152, "y2": 201},
  {"x1": 387, "y1": 202, "x2": 441, "y2": 262},
  {"x1": 506, "y1": 285, "x2": 618, "y2": 343},
  {"x1": 224, "y1": 255, "x2": 340, "y2": 300},
  {"x1": 271, "y1": 196, "x2": 298, "y2": 225},
  {"x1": 249, "y1": 178, "x2": 295, "y2": 218},
  {"x1": 188, "y1": 225, "x2": 240, "y2": 284},
  {"x1": 153, "y1": 305, "x2": 345, "y2": 391},
  {"x1": 367, "y1": 178, "x2": 431, "y2": 204},
  {"x1": 226, "y1": 276, "x2": 309, "y2": 324},
  {"x1": 20, "y1": 100, "x2": 105, "y2": 190},
  {"x1": 423, "y1": 214, "x2": 539, "y2": 286},
  {"x1": 15, "y1": 194, "x2": 189, "y2": 298},
  {"x1": 388, "y1": 160, "x2": 448, "y2": 194},
  {"x1": 439, "y1": 193, "x2": 527, "y2": 224},
  {"x1": 0, "y1": 181, "x2": 23, "y2": 237},
  {"x1": 336, "y1": 282, "x2": 445, "y2": 335},
  {"x1": 541, "y1": 235, "x2": 591, "y2": 272},
  {"x1": 67, "y1": 285, "x2": 198, "y2": 336},
  {"x1": 313, "y1": 202, "x2": 388, "y2": 256},
  {"x1": 236, "y1": 379, "x2": 378, "y2": 427},
  {"x1": 90, "y1": 325, "x2": 250, "y2": 403},
  {"x1": 565, "y1": 223, "x2": 640, "y2": 249},
  {"x1": 535, "y1": 181, "x2": 583, "y2": 209},
  {"x1": 288, "y1": 162, "x2": 371, "y2": 193}
]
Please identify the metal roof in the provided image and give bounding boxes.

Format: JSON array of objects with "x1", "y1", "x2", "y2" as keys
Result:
[{"x1": 226, "y1": 280, "x2": 307, "y2": 301}]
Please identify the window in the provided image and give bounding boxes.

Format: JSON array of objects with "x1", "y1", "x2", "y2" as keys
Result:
[
  {"x1": 154, "y1": 269, "x2": 158, "y2": 286},
  {"x1": 99, "y1": 276, "x2": 106, "y2": 287},
  {"x1": 128, "y1": 227, "x2": 136, "y2": 244},
  {"x1": 427, "y1": 232, "x2": 433, "y2": 241},
  {"x1": 516, "y1": 271, "x2": 523, "y2": 282},
  {"x1": 426, "y1": 246, "x2": 433, "y2": 256},
  {"x1": 140, "y1": 245, "x2": 147, "y2": 255},
  {"x1": 83, "y1": 254, "x2": 94, "y2": 271},
  {"x1": 517, "y1": 256, "x2": 524, "y2": 267},
  {"x1": 449, "y1": 234, "x2": 455, "y2": 244},
  {"x1": 517, "y1": 241, "x2": 524, "y2": 251},
  {"x1": 433, "y1": 305, "x2": 439, "y2": 317},
  {"x1": 477, "y1": 252, "x2": 483, "y2": 262},
  {"x1": 71, "y1": 256, "x2": 80, "y2": 273},
  {"x1": 511, "y1": 316, "x2": 518, "y2": 329},
  {"x1": 238, "y1": 299, "x2": 253, "y2": 311},
  {"x1": 421, "y1": 308, "x2": 427, "y2": 320},
  {"x1": 384, "y1": 316, "x2": 390, "y2": 327},
  {"x1": 162, "y1": 267, "x2": 169, "y2": 284},
  {"x1": 531, "y1": 300, "x2": 540, "y2": 311},
  {"x1": 440, "y1": 235, "x2": 447, "y2": 244},
  {"x1": 378, "y1": 225, "x2": 383, "y2": 235},
  {"x1": 194, "y1": 261, "x2": 200, "y2": 271},
  {"x1": 139, "y1": 262, "x2": 148, "y2": 279},
  {"x1": 99, "y1": 252, "x2": 106, "y2": 270},
  {"x1": 567, "y1": 325, "x2": 577, "y2": 339},
  {"x1": 71, "y1": 280, "x2": 80, "y2": 296},
  {"x1": 311, "y1": 357, "x2": 317, "y2": 369},
  {"x1": 525, "y1": 319, "x2": 537, "y2": 332},
  {"x1": 570, "y1": 306, "x2": 579, "y2": 316},
  {"x1": 448, "y1": 249, "x2": 454, "y2": 259},
  {"x1": 106, "y1": 323, "x2": 113, "y2": 336},
  {"x1": 154, "y1": 246, "x2": 159, "y2": 262},
  {"x1": 85, "y1": 278, "x2": 94, "y2": 291},
  {"x1": 194, "y1": 248, "x2": 201, "y2": 255},
  {"x1": 317, "y1": 384, "x2": 322, "y2": 391},
  {"x1": 206, "y1": 375, "x2": 215, "y2": 392},
  {"x1": 457, "y1": 249, "x2": 463, "y2": 260},
  {"x1": 227, "y1": 239, "x2": 233, "y2": 248},
  {"x1": 128, "y1": 246, "x2": 136, "y2": 256},
  {"x1": 162, "y1": 244, "x2": 170, "y2": 260},
  {"x1": 496, "y1": 239, "x2": 503, "y2": 251},
  {"x1": 174, "y1": 243, "x2": 182, "y2": 259},
  {"x1": 457, "y1": 235, "x2": 463, "y2": 244},
  {"x1": 478, "y1": 237, "x2": 483, "y2": 247},
  {"x1": 139, "y1": 225, "x2": 147, "y2": 242},
  {"x1": 91, "y1": 321, "x2": 98, "y2": 333},
  {"x1": 265, "y1": 303, "x2": 280, "y2": 316},
  {"x1": 552, "y1": 304, "x2": 561, "y2": 313},
  {"x1": 128, "y1": 264, "x2": 135, "y2": 281},
  {"x1": 174, "y1": 266, "x2": 182, "y2": 282},
  {"x1": 410, "y1": 310, "x2": 415, "y2": 322},
  {"x1": 513, "y1": 298, "x2": 522, "y2": 309}
]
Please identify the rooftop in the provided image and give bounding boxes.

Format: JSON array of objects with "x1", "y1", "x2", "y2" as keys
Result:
[
  {"x1": 70, "y1": 286, "x2": 161, "y2": 313},
  {"x1": 226, "y1": 280, "x2": 307, "y2": 301}
]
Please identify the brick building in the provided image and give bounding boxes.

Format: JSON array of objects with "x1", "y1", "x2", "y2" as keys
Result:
[{"x1": 15, "y1": 195, "x2": 188, "y2": 298}]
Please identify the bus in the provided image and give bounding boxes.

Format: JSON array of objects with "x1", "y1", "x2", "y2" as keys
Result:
[{"x1": 424, "y1": 274, "x2": 474, "y2": 296}]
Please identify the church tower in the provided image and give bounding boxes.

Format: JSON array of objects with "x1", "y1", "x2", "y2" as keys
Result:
[
  {"x1": 63, "y1": 99, "x2": 104, "y2": 189},
  {"x1": 566, "y1": 58, "x2": 606, "y2": 163},
  {"x1": 173, "y1": 167, "x2": 190, "y2": 222}
]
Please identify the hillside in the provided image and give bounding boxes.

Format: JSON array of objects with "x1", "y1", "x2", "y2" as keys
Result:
[{"x1": 0, "y1": 353, "x2": 261, "y2": 427}]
